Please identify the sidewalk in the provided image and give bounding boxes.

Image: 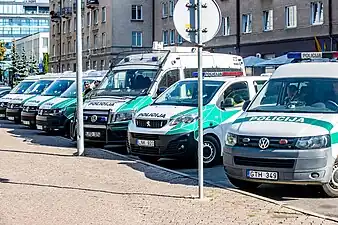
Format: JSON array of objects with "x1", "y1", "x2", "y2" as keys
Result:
[{"x1": 0, "y1": 125, "x2": 337, "y2": 225}]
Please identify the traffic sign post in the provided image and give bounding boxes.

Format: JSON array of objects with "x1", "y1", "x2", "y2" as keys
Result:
[{"x1": 173, "y1": 0, "x2": 221, "y2": 199}]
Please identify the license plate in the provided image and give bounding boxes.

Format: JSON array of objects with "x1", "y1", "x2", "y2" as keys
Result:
[
  {"x1": 246, "y1": 170, "x2": 278, "y2": 180},
  {"x1": 136, "y1": 139, "x2": 155, "y2": 147},
  {"x1": 85, "y1": 132, "x2": 101, "y2": 138},
  {"x1": 22, "y1": 121, "x2": 30, "y2": 125},
  {"x1": 37, "y1": 125, "x2": 43, "y2": 130},
  {"x1": 8, "y1": 116, "x2": 14, "y2": 121},
  {"x1": 0, "y1": 114, "x2": 5, "y2": 117}
]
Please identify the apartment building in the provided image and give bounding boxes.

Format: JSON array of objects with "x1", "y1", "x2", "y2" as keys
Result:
[
  {"x1": 49, "y1": 0, "x2": 154, "y2": 73},
  {"x1": 155, "y1": 0, "x2": 338, "y2": 58}
]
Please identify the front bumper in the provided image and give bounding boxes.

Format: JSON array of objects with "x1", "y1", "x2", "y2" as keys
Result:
[
  {"x1": 6, "y1": 108, "x2": 21, "y2": 121},
  {"x1": 223, "y1": 146, "x2": 334, "y2": 185},
  {"x1": 21, "y1": 111, "x2": 37, "y2": 126},
  {"x1": 36, "y1": 114, "x2": 67, "y2": 130},
  {"x1": 127, "y1": 131, "x2": 196, "y2": 158},
  {"x1": 83, "y1": 123, "x2": 128, "y2": 145},
  {"x1": 0, "y1": 107, "x2": 6, "y2": 119}
]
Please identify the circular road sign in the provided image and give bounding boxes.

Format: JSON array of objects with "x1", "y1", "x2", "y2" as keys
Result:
[{"x1": 173, "y1": 0, "x2": 222, "y2": 44}]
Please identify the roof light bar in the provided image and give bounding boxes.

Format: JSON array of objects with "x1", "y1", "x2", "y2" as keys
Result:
[
  {"x1": 192, "y1": 71, "x2": 243, "y2": 77},
  {"x1": 287, "y1": 51, "x2": 338, "y2": 60}
]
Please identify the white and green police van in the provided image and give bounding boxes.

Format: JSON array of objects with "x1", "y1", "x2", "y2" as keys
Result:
[
  {"x1": 127, "y1": 73, "x2": 269, "y2": 167},
  {"x1": 80, "y1": 44, "x2": 246, "y2": 147},
  {"x1": 36, "y1": 71, "x2": 106, "y2": 136},
  {"x1": 6, "y1": 74, "x2": 61, "y2": 124},
  {"x1": 0, "y1": 75, "x2": 46, "y2": 120},
  {"x1": 22, "y1": 74, "x2": 76, "y2": 129},
  {"x1": 223, "y1": 52, "x2": 338, "y2": 197}
]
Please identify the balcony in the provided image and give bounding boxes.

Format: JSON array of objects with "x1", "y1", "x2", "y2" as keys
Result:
[
  {"x1": 50, "y1": 11, "x2": 61, "y2": 23},
  {"x1": 61, "y1": 7, "x2": 72, "y2": 18},
  {"x1": 86, "y1": 0, "x2": 99, "y2": 9}
]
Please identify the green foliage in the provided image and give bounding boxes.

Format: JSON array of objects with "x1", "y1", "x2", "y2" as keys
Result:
[
  {"x1": 0, "y1": 40, "x2": 6, "y2": 61},
  {"x1": 43, "y1": 53, "x2": 49, "y2": 73}
]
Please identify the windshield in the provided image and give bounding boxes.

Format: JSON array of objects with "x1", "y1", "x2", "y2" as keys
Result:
[
  {"x1": 153, "y1": 80, "x2": 224, "y2": 107},
  {"x1": 60, "y1": 79, "x2": 94, "y2": 98},
  {"x1": 10, "y1": 81, "x2": 35, "y2": 94},
  {"x1": 24, "y1": 80, "x2": 54, "y2": 95},
  {"x1": 41, "y1": 80, "x2": 74, "y2": 96},
  {"x1": 248, "y1": 78, "x2": 338, "y2": 114},
  {"x1": 90, "y1": 69, "x2": 158, "y2": 97}
]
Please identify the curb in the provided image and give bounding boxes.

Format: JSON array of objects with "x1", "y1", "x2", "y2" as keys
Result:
[{"x1": 96, "y1": 148, "x2": 338, "y2": 223}]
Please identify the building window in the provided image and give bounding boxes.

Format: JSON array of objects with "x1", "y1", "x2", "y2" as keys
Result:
[
  {"x1": 94, "y1": 34, "x2": 98, "y2": 48},
  {"x1": 102, "y1": 32, "x2": 106, "y2": 47},
  {"x1": 74, "y1": 40, "x2": 76, "y2": 52},
  {"x1": 67, "y1": 19, "x2": 71, "y2": 33},
  {"x1": 132, "y1": 31, "x2": 142, "y2": 47},
  {"x1": 169, "y1": 30, "x2": 175, "y2": 45},
  {"x1": 100, "y1": 60, "x2": 105, "y2": 70},
  {"x1": 162, "y1": 2, "x2": 168, "y2": 18},
  {"x1": 102, "y1": 7, "x2": 106, "y2": 22},
  {"x1": 263, "y1": 10, "x2": 273, "y2": 31},
  {"x1": 43, "y1": 38, "x2": 48, "y2": 48},
  {"x1": 53, "y1": 24, "x2": 55, "y2": 34},
  {"x1": 82, "y1": 17, "x2": 84, "y2": 28},
  {"x1": 177, "y1": 34, "x2": 183, "y2": 44},
  {"x1": 242, "y1": 14, "x2": 252, "y2": 33},
  {"x1": 62, "y1": 42, "x2": 65, "y2": 54},
  {"x1": 93, "y1": 61, "x2": 97, "y2": 69},
  {"x1": 162, "y1": 30, "x2": 168, "y2": 45},
  {"x1": 131, "y1": 5, "x2": 143, "y2": 20},
  {"x1": 74, "y1": 17, "x2": 76, "y2": 31},
  {"x1": 63, "y1": 21, "x2": 66, "y2": 33},
  {"x1": 93, "y1": 9, "x2": 99, "y2": 24},
  {"x1": 169, "y1": 1, "x2": 174, "y2": 17},
  {"x1": 311, "y1": 2, "x2": 324, "y2": 25},
  {"x1": 86, "y1": 61, "x2": 89, "y2": 70},
  {"x1": 52, "y1": 45, "x2": 55, "y2": 56},
  {"x1": 285, "y1": 5, "x2": 297, "y2": 28},
  {"x1": 86, "y1": 36, "x2": 90, "y2": 48},
  {"x1": 68, "y1": 41, "x2": 71, "y2": 53},
  {"x1": 87, "y1": 12, "x2": 91, "y2": 26},
  {"x1": 222, "y1": 16, "x2": 230, "y2": 36}
]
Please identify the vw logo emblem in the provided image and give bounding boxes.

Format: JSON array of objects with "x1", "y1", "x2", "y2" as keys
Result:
[
  {"x1": 146, "y1": 121, "x2": 151, "y2": 127},
  {"x1": 258, "y1": 137, "x2": 270, "y2": 149},
  {"x1": 91, "y1": 115, "x2": 98, "y2": 123}
]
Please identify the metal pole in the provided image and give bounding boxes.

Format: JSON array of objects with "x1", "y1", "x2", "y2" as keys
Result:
[
  {"x1": 76, "y1": 0, "x2": 84, "y2": 156},
  {"x1": 197, "y1": 0, "x2": 204, "y2": 199}
]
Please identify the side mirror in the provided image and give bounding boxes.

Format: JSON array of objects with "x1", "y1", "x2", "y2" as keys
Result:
[
  {"x1": 221, "y1": 98, "x2": 235, "y2": 109},
  {"x1": 157, "y1": 86, "x2": 167, "y2": 95},
  {"x1": 242, "y1": 100, "x2": 251, "y2": 111}
]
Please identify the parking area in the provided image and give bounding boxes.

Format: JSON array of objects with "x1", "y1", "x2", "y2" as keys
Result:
[{"x1": 1, "y1": 120, "x2": 338, "y2": 224}]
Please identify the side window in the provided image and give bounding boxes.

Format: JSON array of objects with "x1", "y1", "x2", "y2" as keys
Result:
[
  {"x1": 254, "y1": 80, "x2": 267, "y2": 92},
  {"x1": 218, "y1": 82, "x2": 249, "y2": 109},
  {"x1": 158, "y1": 69, "x2": 180, "y2": 88}
]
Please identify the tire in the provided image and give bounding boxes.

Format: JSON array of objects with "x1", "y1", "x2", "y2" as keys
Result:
[
  {"x1": 63, "y1": 120, "x2": 71, "y2": 138},
  {"x1": 138, "y1": 155, "x2": 160, "y2": 163},
  {"x1": 202, "y1": 135, "x2": 221, "y2": 168},
  {"x1": 322, "y1": 163, "x2": 338, "y2": 197},
  {"x1": 228, "y1": 176, "x2": 261, "y2": 190}
]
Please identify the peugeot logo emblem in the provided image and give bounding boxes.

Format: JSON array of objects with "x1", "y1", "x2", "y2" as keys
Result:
[
  {"x1": 91, "y1": 115, "x2": 98, "y2": 123},
  {"x1": 258, "y1": 137, "x2": 270, "y2": 149},
  {"x1": 146, "y1": 121, "x2": 151, "y2": 127}
]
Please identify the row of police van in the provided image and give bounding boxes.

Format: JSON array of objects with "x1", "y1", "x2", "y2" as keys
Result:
[{"x1": 2, "y1": 46, "x2": 338, "y2": 197}]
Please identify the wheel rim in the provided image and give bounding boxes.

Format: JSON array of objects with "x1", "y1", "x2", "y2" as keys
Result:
[
  {"x1": 330, "y1": 164, "x2": 338, "y2": 189},
  {"x1": 203, "y1": 141, "x2": 216, "y2": 164}
]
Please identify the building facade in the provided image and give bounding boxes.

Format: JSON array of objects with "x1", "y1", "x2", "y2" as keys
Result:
[
  {"x1": 155, "y1": 0, "x2": 338, "y2": 58},
  {"x1": 49, "y1": 0, "x2": 154, "y2": 73}
]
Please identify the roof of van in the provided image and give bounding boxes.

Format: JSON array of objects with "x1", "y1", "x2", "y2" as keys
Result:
[
  {"x1": 272, "y1": 62, "x2": 338, "y2": 79},
  {"x1": 182, "y1": 76, "x2": 269, "y2": 82}
]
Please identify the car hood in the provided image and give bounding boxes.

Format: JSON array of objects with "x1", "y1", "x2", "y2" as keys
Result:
[
  {"x1": 8, "y1": 94, "x2": 36, "y2": 104},
  {"x1": 23, "y1": 95, "x2": 56, "y2": 107},
  {"x1": 39, "y1": 97, "x2": 75, "y2": 110}
]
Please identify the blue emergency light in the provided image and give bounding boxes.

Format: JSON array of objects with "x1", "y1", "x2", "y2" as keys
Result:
[
  {"x1": 192, "y1": 71, "x2": 243, "y2": 77},
  {"x1": 287, "y1": 51, "x2": 338, "y2": 60},
  {"x1": 151, "y1": 56, "x2": 158, "y2": 61}
]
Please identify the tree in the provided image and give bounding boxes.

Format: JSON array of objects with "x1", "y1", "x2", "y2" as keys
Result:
[
  {"x1": 10, "y1": 40, "x2": 20, "y2": 86},
  {"x1": 0, "y1": 41, "x2": 6, "y2": 61},
  {"x1": 29, "y1": 56, "x2": 40, "y2": 75},
  {"x1": 43, "y1": 53, "x2": 49, "y2": 73}
]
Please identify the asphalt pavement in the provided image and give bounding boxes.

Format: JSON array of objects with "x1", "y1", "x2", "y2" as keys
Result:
[{"x1": 2, "y1": 120, "x2": 338, "y2": 220}]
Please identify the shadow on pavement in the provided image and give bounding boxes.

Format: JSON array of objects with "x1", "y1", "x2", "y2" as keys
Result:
[{"x1": 0, "y1": 148, "x2": 74, "y2": 157}]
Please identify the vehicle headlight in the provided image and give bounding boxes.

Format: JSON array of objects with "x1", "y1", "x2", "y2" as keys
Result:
[
  {"x1": 225, "y1": 132, "x2": 237, "y2": 146},
  {"x1": 114, "y1": 110, "x2": 135, "y2": 122},
  {"x1": 50, "y1": 108, "x2": 65, "y2": 115},
  {"x1": 295, "y1": 134, "x2": 330, "y2": 149},
  {"x1": 169, "y1": 114, "x2": 198, "y2": 126}
]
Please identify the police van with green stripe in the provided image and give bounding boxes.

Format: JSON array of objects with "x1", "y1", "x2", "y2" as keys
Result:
[
  {"x1": 127, "y1": 72, "x2": 269, "y2": 167},
  {"x1": 223, "y1": 52, "x2": 338, "y2": 197}
]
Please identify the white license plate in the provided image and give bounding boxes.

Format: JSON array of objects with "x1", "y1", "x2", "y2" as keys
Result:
[
  {"x1": 8, "y1": 116, "x2": 14, "y2": 121},
  {"x1": 37, "y1": 125, "x2": 43, "y2": 130},
  {"x1": 246, "y1": 170, "x2": 278, "y2": 180},
  {"x1": 85, "y1": 132, "x2": 101, "y2": 138},
  {"x1": 136, "y1": 139, "x2": 155, "y2": 147},
  {"x1": 22, "y1": 121, "x2": 30, "y2": 125},
  {"x1": 0, "y1": 114, "x2": 5, "y2": 117}
]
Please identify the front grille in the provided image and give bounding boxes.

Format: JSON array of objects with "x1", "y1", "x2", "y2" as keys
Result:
[
  {"x1": 0, "y1": 102, "x2": 7, "y2": 108},
  {"x1": 135, "y1": 119, "x2": 168, "y2": 128},
  {"x1": 237, "y1": 135, "x2": 297, "y2": 149},
  {"x1": 23, "y1": 106, "x2": 38, "y2": 112},
  {"x1": 130, "y1": 145, "x2": 160, "y2": 155},
  {"x1": 7, "y1": 103, "x2": 21, "y2": 109},
  {"x1": 83, "y1": 114, "x2": 108, "y2": 125},
  {"x1": 131, "y1": 132, "x2": 159, "y2": 140},
  {"x1": 234, "y1": 156, "x2": 295, "y2": 169}
]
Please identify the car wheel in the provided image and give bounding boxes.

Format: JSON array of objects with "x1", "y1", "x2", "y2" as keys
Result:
[
  {"x1": 322, "y1": 163, "x2": 338, "y2": 197},
  {"x1": 228, "y1": 176, "x2": 261, "y2": 190},
  {"x1": 138, "y1": 155, "x2": 160, "y2": 163},
  {"x1": 202, "y1": 135, "x2": 221, "y2": 168}
]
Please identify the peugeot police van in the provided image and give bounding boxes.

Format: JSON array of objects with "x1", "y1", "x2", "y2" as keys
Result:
[
  {"x1": 127, "y1": 72, "x2": 269, "y2": 167},
  {"x1": 6, "y1": 74, "x2": 61, "y2": 123},
  {"x1": 80, "y1": 43, "x2": 246, "y2": 147},
  {"x1": 35, "y1": 71, "x2": 106, "y2": 136},
  {"x1": 0, "y1": 75, "x2": 45, "y2": 120},
  {"x1": 223, "y1": 52, "x2": 338, "y2": 197}
]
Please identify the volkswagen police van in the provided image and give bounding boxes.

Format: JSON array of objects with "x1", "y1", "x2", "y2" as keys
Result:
[
  {"x1": 223, "y1": 52, "x2": 338, "y2": 197},
  {"x1": 35, "y1": 71, "x2": 106, "y2": 136},
  {"x1": 80, "y1": 44, "x2": 246, "y2": 147},
  {"x1": 0, "y1": 75, "x2": 44, "y2": 120},
  {"x1": 127, "y1": 72, "x2": 269, "y2": 167},
  {"x1": 6, "y1": 74, "x2": 61, "y2": 124}
]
